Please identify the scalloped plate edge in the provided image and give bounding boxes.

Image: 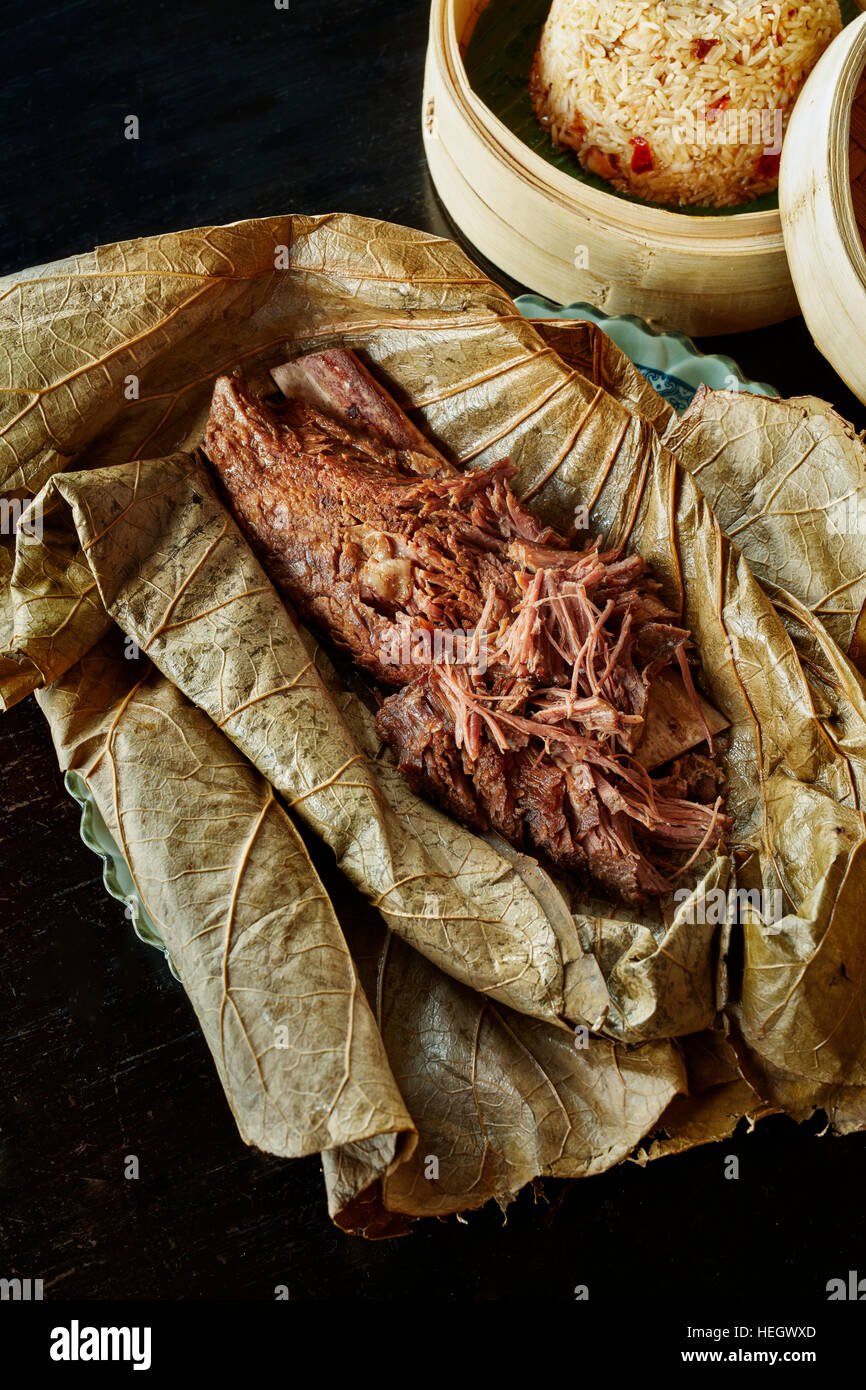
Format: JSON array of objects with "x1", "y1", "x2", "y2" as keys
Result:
[
  {"x1": 516, "y1": 294, "x2": 780, "y2": 412},
  {"x1": 65, "y1": 769, "x2": 178, "y2": 977}
]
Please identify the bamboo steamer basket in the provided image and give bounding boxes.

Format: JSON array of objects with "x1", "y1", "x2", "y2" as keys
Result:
[
  {"x1": 423, "y1": 0, "x2": 864, "y2": 340},
  {"x1": 781, "y1": 11, "x2": 866, "y2": 405}
]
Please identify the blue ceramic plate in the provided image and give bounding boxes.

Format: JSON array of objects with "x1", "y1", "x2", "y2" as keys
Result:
[
  {"x1": 69, "y1": 305, "x2": 778, "y2": 954},
  {"x1": 517, "y1": 294, "x2": 779, "y2": 414},
  {"x1": 65, "y1": 768, "x2": 176, "y2": 975}
]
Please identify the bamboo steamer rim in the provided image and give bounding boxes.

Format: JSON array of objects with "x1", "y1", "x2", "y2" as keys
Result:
[
  {"x1": 780, "y1": 10, "x2": 866, "y2": 403},
  {"x1": 437, "y1": 0, "x2": 791, "y2": 247},
  {"x1": 802, "y1": 12, "x2": 866, "y2": 291},
  {"x1": 425, "y1": 0, "x2": 866, "y2": 336}
]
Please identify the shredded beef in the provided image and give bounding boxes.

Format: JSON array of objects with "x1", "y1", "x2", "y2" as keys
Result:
[
  {"x1": 205, "y1": 368, "x2": 729, "y2": 904},
  {"x1": 375, "y1": 678, "x2": 485, "y2": 832}
]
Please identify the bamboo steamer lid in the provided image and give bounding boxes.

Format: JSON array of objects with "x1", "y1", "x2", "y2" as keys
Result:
[
  {"x1": 423, "y1": 0, "x2": 866, "y2": 344},
  {"x1": 780, "y1": 11, "x2": 866, "y2": 405}
]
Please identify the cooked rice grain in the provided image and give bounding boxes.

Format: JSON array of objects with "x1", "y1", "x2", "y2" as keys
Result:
[{"x1": 530, "y1": 0, "x2": 843, "y2": 207}]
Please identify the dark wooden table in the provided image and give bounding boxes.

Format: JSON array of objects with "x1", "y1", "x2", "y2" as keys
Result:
[{"x1": 2, "y1": 0, "x2": 865, "y2": 1302}]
